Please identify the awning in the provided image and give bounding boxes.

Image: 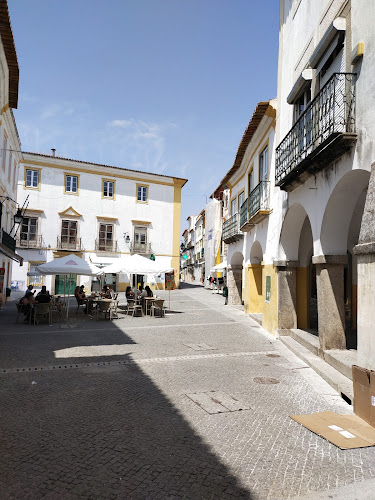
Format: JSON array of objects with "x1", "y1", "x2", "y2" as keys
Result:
[
  {"x1": 0, "y1": 242, "x2": 23, "y2": 264},
  {"x1": 210, "y1": 260, "x2": 227, "y2": 273}
]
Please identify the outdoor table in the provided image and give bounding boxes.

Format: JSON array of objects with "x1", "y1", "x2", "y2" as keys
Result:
[{"x1": 143, "y1": 297, "x2": 155, "y2": 315}]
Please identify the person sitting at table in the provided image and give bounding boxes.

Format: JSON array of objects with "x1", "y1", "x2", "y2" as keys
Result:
[
  {"x1": 80, "y1": 285, "x2": 86, "y2": 298},
  {"x1": 144, "y1": 285, "x2": 153, "y2": 297},
  {"x1": 100, "y1": 285, "x2": 112, "y2": 299},
  {"x1": 19, "y1": 291, "x2": 36, "y2": 322},
  {"x1": 125, "y1": 286, "x2": 134, "y2": 301},
  {"x1": 35, "y1": 286, "x2": 52, "y2": 304}
]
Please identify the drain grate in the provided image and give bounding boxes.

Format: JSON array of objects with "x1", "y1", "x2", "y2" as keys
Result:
[{"x1": 253, "y1": 377, "x2": 280, "y2": 385}]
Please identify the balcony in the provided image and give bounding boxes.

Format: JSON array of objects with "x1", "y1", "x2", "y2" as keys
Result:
[
  {"x1": 240, "y1": 181, "x2": 271, "y2": 231},
  {"x1": 1, "y1": 229, "x2": 16, "y2": 252},
  {"x1": 130, "y1": 242, "x2": 152, "y2": 255},
  {"x1": 95, "y1": 239, "x2": 118, "y2": 253},
  {"x1": 17, "y1": 235, "x2": 43, "y2": 249},
  {"x1": 222, "y1": 213, "x2": 243, "y2": 244},
  {"x1": 57, "y1": 236, "x2": 82, "y2": 251},
  {"x1": 276, "y1": 73, "x2": 357, "y2": 191}
]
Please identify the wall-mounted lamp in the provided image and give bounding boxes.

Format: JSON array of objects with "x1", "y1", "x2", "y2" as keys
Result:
[
  {"x1": 0, "y1": 195, "x2": 29, "y2": 236},
  {"x1": 123, "y1": 232, "x2": 131, "y2": 244}
]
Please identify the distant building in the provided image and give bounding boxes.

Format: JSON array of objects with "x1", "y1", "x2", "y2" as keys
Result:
[
  {"x1": 193, "y1": 209, "x2": 205, "y2": 283},
  {"x1": 12, "y1": 151, "x2": 187, "y2": 293}
]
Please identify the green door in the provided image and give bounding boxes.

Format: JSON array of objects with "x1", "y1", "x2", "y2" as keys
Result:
[{"x1": 55, "y1": 275, "x2": 77, "y2": 295}]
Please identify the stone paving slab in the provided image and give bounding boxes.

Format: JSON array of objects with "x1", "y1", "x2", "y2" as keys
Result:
[{"x1": 1, "y1": 284, "x2": 375, "y2": 499}]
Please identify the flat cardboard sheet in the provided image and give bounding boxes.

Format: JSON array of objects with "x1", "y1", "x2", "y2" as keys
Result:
[{"x1": 290, "y1": 411, "x2": 375, "y2": 449}]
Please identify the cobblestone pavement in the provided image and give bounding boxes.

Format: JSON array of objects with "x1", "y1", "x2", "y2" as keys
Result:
[{"x1": 1, "y1": 283, "x2": 375, "y2": 499}]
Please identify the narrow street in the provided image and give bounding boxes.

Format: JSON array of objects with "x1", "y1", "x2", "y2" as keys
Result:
[{"x1": 1, "y1": 283, "x2": 375, "y2": 499}]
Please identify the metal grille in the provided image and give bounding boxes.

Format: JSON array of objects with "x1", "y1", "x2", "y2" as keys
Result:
[
  {"x1": 276, "y1": 73, "x2": 356, "y2": 185},
  {"x1": 240, "y1": 181, "x2": 270, "y2": 226},
  {"x1": 222, "y1": 213, "x2": 239, "y2": 240}
]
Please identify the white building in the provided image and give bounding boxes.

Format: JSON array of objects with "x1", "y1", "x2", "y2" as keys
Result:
[
  {"x1": 0, "y1": 1, "x2": 23, "y2": 301},
  {"x1": 193, "y1": 209, "x2": 205, "y2": 283},
  {"x1": 12, "y1": 151, "x2": 187, "y2": 294},
  {"x1": 274, "y1": 0, "x2": 375, "y2": 369}
]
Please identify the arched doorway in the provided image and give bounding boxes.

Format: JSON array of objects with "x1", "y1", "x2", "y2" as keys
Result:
[
  {"x1": 245, "y1": 241, "x2": 263, "y2": 314},
  {"x1": 278, "y1": 203, "x2": 314, "y2": 331},
  {"x1": 227, "y1": 252, "x2": 243, "y2": 306},
  {"x1": 319, "y1": 169, "x2": 369, "y2": 350}
]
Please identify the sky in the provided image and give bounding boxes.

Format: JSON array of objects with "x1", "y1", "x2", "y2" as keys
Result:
[{"x1": 9, "y1": 0, "x2": 279, "y2": 234}]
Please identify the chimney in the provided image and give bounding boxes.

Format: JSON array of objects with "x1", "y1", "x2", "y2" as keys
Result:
[{"x1": 51, "y1": 148, "x2": 56, "y2": 157}]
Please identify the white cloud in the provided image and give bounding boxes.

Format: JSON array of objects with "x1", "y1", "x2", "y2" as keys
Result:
[{"x1": 108, "y1": 119, "x2": 132, "y2": 128}]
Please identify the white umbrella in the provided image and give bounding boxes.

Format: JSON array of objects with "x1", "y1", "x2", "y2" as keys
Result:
[
  {"x1": 37, "y1": 254, "x2": 102, "y2": 318},
  {"x1": 102, "y1": 254, "x2": 173, "y2": 275},
  {"x1": 210, "y1": 260, "x2": 227, "y2": 273}
]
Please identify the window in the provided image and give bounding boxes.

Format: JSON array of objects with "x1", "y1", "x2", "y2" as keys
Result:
[
  {"x1": 65, "y1": 174, "x2": 78, "y2": 194},
  {"x1": 25, "y1": 169, "x2": 39, "y2": 189},
  {"x1": 248, "y1": 169, "x2": 254, "y2": 194},
  {"x1": 61, "y1": 220, "x2": 78, "y2": 249},
  {"x1": 13, "y1": 160, "x2": 17, "y2": 191},
  {"x1": 134, "y1": 226, "x2": 147, "y2": 248},
  {"x1": 99, "y1": 223, "x2": 113, "y2": 250},
  {"x1": 137, "y1": 185, "x2": 148, "y2": 203},
  {"x1": 293, "y1": 85, "x2": 311, "y2": 122},
  {"x1": 231, "y1": 199, "x2": 236, "y2": 216},
  {"x1": 7, "y1": 149, "x2": 12, "y2": 182},
  {"x1": 238, "y1": 191, "x2": 245, "y2": 211},
  {"x1": 20, "y1": 217, "x2": 38, "y2": 246},
  {"x1": 259, "y1": 146, "x2": 268, "y2": 182},
  {"x1": 102, "y1": 180, "x2": 114, "y2": 198},
  {"x1": 28, "y1": 262, "x2": 44, "y2": 287}
]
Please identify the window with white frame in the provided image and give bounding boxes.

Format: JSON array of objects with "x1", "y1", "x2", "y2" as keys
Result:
[
  {"x1": 99, "y1": 223, "x2": 114, "y2": 250},
  {"x1": 20, "y1": 217, "x2": 38, "y2": 245},
  {"x1": 61, "y1": 220, "x2": 78, "y2": 248},
  {"x1": 231, "y1": 199, "x2": 236, "y2": 216},
  {"x1": 102, "y1": 180, "x2": 114, "y2": 198},
  {"x1": 25, "y1": 169, "x2": 39, "y2": 188},
  {"x1": 238, "y1": 191, "x2": 245, "y2": 211},
  {"x1": 65, "y1": 175, "x2": 78, "y2": 193},
  {"x1": 137, "y1": 185, "x2": 147, "y2": 202},
  {"x1": 134, "y1": 226, "x2": 147, "y2": 249}
]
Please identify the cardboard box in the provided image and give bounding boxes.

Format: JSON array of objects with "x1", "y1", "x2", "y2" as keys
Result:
[
  {"x1": 290, "y1": 411, "x2": 375, "y2": 449},
  {"x1": 352, "y1": 365, "x2": 375, "y2": 427}
]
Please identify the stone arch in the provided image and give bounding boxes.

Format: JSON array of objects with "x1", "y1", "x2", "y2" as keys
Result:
[
  {"x1": 279, "y1": 203, "x2": 310, "y2": 261},
  {"x1": 250, "y1": 241, "x2": 263, "y2": 264},
  {"x1": 230, "y1": 251, "x2": 244, "y2": 267}
]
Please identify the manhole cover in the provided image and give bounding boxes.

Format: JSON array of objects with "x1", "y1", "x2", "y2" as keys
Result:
[
  {"x1": 253, "y1": 377, "x2": 280, "y2": 384},
  {"x1": 266, "y1": 354, "x2": 281, "y2": 358}
]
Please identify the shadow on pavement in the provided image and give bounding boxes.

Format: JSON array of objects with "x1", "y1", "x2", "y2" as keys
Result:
[{"x1": 0, "y1": 300, "x2": 254, "y2": 499}]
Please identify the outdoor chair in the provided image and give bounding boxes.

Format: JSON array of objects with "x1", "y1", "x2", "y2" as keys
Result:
[
  {"x1": 51, "y1": 300, "x2": 65, "y2": 323},
  {"x1": 75, "y1": 296, "x2": 86, "y2": 314},
  {"x1": 150, "y1": 299, "x2": 165, "y2": 318},
  {"x1": 15, "y1": 303, "x2": 23, "y2": 323},
  {"x1": 33, "y1": 303, "x2": 52, "y2": 325},
  {"x1": 95, "y1": 301, "x2": 112, "y2": 320},
  {"x1": 126, "y1": 299, "x2": 142, "y2": 317},
  {"x1": 110, "y1": 300, "x2": 119, "y2": 319}
]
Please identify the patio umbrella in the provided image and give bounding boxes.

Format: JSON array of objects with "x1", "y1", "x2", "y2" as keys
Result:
[
  {"x1": 102, "y1": 254, "x2": 173, "y2": 275},
  {"x1": 210, "y1": 260, "x2": 227, "y2": 273},
  {"x1": 37, "y1": 254, "x2": 102, "y2": 317}
]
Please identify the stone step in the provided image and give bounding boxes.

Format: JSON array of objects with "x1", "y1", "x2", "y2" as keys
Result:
[
  {"x1": 322, "y1": 349, "x2": 357, "y2": 381},
  {"x1": 289, "y1": 328, "x2": 320, "y2": 356},
  {"x1": 280, "y1": 336, "x2": 353, "y2": 402}
]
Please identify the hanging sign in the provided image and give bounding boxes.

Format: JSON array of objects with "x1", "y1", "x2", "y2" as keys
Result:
[{"x1": 165, "y1": 270, "x2": 175, "y2": 290}]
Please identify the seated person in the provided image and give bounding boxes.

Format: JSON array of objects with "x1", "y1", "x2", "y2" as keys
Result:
[
  {"x1": 79, "y1": 285, "x2": 86, "y2": 298},
  {"x1": 74, "y1": 286, "x2": 85, "y2": 304},
  {"x1": 144, "y1": 285, "x2": 153, "y2": 297},
  {"x1": 101, "y1": 285, "x2": 112, "y2": 299},
  {"x1": 35, "y1": 286, "x2": 52, "y2": 304},
  {"x1": 20, "y1": 291, "x2": 36, "y2": 322},
  {"x1": 125, "y1": 286, "x2": 135, "y2": 301}
]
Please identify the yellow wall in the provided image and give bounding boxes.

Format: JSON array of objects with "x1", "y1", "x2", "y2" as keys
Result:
[
  {"x1": 296, "y1": 267, "x2": 309, "y2": 330},
  {"x1": 244, "y1": 264, "x2": 263, "y2": 314},
  {"x1": 118, "y1": 282, "x2": 129, "y2": 292},
  {"x1": 171, "y1": 180, "x2": 184, "y2": 286},
  {"x1": 262, "y1": 264, "x2": 278, "y2": 335}
]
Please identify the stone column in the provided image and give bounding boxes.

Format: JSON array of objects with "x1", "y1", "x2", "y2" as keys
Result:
[
  {"x1": 227, "y1": 264, "x2": 242, "y2": 305},
  {"x1": 312, "y1": 255, "x2": 347, "y2": 351},
  {"x1": 274, "y1": 260, "x2": 298, "y2": 331},
  {"x1": 354, "y1": 161, "x2": 375, "y2": 369}
]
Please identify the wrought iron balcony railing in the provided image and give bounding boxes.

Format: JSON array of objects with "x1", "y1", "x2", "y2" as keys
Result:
[
  {"x1": 276, "y1": 73, "x2": 356, "y2": 189},
  {"x1": 222, "y1": 213, "x2": 242, "y2": 244},
  {"x1": 17, "y1": 235, "x2": 43, "y2": 249},
  {"x1": 130, "y1": 242, "x2": 152, "y2": 254},
  {"x1": 1, "y1": 229, "x2": 16, "y2": 252},
  {"x1": 57, "y1": 236, "x2": 82, "y2": 251},
  {"x1": 95, "y1": 239, "x2": 118, "y2": 252},
  {"x1": 240, "y1": 181, "x2": 271, "y2": 229}
]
